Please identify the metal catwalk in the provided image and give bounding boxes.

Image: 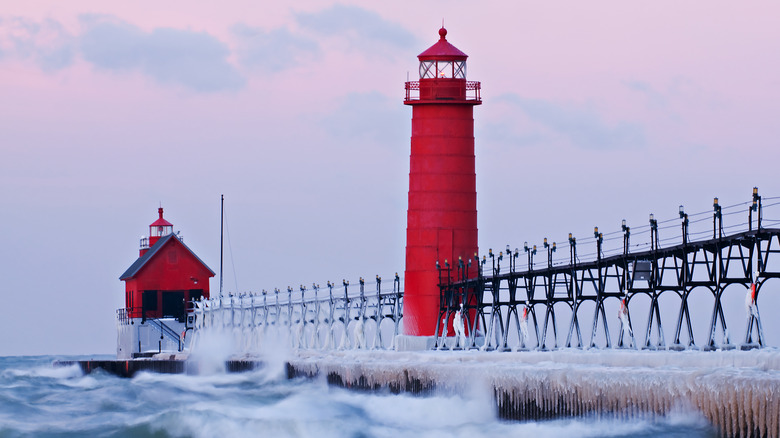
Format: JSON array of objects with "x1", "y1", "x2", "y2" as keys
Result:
[
  {"x1": 436, "y1": 189, "x2": 778, "y2": 351},
  {"x1": 191, "y1": 275, "x2": 403, "y2": 351}
]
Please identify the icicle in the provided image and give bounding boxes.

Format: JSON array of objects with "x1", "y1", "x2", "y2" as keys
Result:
[
  {"x1": 354, "y1": 317, "x2": 365, "y2": 350},
  {"x1": 724, "y1": 384, "x2": 732, "y2": 438},
  {"x1": 452, "y1": 303, "x2": 465, "y2": 349},
  {"x1": 771, "y1": 385, "x2": 779, "y2": 438},
  {"x1": 747, "y1": 383, "x2": 769, "y2": 436},
  {"x1": 740, "y1": 383, "x2": 749, "y2": 438},
  {"x1": 719, "y1": 389, "x2": 727, "y2": 438},
  {"x1": 520, "y1": 305, "x2": 529, "y2": 348},
  {"x1": 750, "y1": 383, "x2": 759, "y2": 438},
  {"x1": 617, "y1": 298, "x2": 633, "y2": 345}
]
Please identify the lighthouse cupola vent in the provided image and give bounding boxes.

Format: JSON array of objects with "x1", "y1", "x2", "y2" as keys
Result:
[{"x1": 140, "y1": 207, "x2": 174, "y2": 255}]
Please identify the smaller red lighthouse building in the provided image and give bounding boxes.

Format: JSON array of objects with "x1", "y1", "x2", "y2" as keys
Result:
[{"x1": 117, "y1": 207, "x2": 214, "y2": 358}]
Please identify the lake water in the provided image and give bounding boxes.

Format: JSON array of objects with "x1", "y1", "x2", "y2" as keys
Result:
[{"x1": 0, "y1": 355, "x2": 717, "y2": 437}]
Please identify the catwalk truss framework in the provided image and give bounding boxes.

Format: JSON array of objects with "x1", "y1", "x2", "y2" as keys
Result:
[{"x1": 436, "y1": 191, "x2": 778, "y2": 352}]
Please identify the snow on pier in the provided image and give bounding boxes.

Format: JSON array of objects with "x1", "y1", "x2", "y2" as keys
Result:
[{"x1": 288, "y1": 349, "x2": 780, "y2": 437}]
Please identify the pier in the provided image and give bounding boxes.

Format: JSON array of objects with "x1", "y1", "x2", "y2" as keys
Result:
[{"x1": 60, "y1": 349, "x2": 780, "y2": 437}]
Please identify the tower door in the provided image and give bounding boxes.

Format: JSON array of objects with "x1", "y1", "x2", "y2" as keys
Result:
[{"x1": 161, "y1": 291, "x2": 185, "y2": 321}]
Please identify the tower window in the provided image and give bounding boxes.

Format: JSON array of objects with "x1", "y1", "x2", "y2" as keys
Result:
[
  {"x1": 454, "y1": 61, "x2": 466, "y2": 79},
  {"x1": 437, "y1": 61, "x2": 452, "y2": 78},
  {"x1": 420, "y1": 61, "x2": 435, "y2": 79}
]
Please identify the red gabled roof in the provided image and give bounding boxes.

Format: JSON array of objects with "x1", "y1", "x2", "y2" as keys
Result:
[
  {"x1": 119, "y1": 233, "x2": 215, "y2": 280},
  {"x1": 418, "y1": 27, "x2": 468, "y2": 61}
]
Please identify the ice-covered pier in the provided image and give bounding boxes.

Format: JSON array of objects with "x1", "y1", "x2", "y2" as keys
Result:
[
  {"x1": 61, "y1": 347, "x2": 780, "y2": 436},
  {"x1": 287, "y1": 349, "x2": 780, "y2": 438}
]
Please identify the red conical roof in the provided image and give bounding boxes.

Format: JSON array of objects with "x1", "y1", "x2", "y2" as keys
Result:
[
  {"x1": 418, "y1": 27, "x2": 467, "y2": 61},
  {"x1": 150, "y1": 207, "x2": 173, "y2": 227}
]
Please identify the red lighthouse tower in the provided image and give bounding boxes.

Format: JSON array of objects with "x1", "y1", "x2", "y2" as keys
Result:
[{"x1": 403, "y1": 28, "x2": 481, "y2": 337}]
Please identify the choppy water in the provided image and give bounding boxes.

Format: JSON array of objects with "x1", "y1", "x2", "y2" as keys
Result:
[{"x1": 0, "y1": 355, "x2": 717, "y2": 438}]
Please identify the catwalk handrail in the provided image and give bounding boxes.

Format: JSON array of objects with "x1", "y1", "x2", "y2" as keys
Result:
[{"x1": 188, "y1": 274, "x2": 404, "y2": 351}]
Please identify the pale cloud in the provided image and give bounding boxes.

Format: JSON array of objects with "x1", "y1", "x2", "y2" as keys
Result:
[
  {"x1": 295, "y1": 4, "x2": 417, "y2": 54},
  {"x1": 624, "y1": 80, "x2": 668, "y2": 110},
  {"x1": 321, "y1": 91, "x2": 407, "y2": 148},
  {"x1": 0, "y1": 16, "x2": 75, "y2": 71},
  {"x1": 493, "y1": 94, "x2": 646, "y2": 150},
  {"x1": 0, "y1": 10, "x2": 414, "y2": 90},
  {"x1": 478, "y1": 121, "x2": 544, "y2": 149},
  {"x1": 232, "y1": 24, "x2": 319, "y2": 73},
  {"x1": 78, "y1": 14, "x2": 245, "y2": 92}
]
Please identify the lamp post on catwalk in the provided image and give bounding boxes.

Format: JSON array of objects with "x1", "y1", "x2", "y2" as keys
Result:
[{"x1": 402, "y1": 27, "x2": 481, "y2": 340}]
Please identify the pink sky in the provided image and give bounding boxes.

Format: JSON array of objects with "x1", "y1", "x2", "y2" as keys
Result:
[{"x1": 2, "y1": 1, "x2": 780, "y2": 355}]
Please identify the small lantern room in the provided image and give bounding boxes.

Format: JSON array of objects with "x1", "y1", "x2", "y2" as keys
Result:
[{"x1": 418, "y1": 27, "x2": 468, "y2": 80}]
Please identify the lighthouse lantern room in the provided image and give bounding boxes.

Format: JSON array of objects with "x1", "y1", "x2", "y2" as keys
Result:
[{"x1": 118, "y1": 207, "x2": 214, "y2": 358}]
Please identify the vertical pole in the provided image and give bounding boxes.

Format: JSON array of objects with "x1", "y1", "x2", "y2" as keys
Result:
[
  {"x1": 434, "y1": 261, "x2": 443, "y2": 347},
  {"x1": 374, "y1": 275, "x2": 382, "y2": 349},
  {"x1": 393, "y1": 273, "x2": 401, "y2": 341},
  {"x1": 220, "y1": 194, "x2": 224, "y2": 298}
]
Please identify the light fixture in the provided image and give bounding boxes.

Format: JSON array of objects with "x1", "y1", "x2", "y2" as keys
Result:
[{"x1": 752, "y1": 187, "x2": 759, "y2": 211}]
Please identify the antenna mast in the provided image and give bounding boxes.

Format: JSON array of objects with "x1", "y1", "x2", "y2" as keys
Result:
[{"x1": 220, "y1": 194, "x2": 224, "y2": 297}]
